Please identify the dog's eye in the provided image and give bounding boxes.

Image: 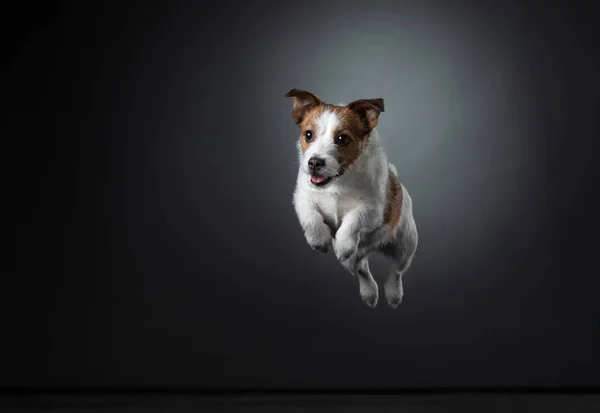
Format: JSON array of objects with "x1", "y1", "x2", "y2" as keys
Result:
[
  {"x1": 304, "y1": 130, "x2": 313, "y2": 142},
  {"x1": 335, "y1": 134, "x2": 350, "y2": 146}
]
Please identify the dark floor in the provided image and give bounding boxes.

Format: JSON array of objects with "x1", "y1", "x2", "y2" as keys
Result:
[{"x1": 2, "y1": 393, "x2": 600, "y2": 412}]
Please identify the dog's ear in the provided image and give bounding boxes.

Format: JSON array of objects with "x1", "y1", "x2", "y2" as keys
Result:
[
  {"x1": 284, "y1": 88, "x2": 322, "y2": 125},
  {"x1": 347, "y1": 98, "x2": 385, "y2": 130}
]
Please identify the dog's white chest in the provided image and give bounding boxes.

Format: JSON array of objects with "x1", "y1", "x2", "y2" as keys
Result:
[{"x1": 313, "y1": 192, "x2": 361, "y2": 231}]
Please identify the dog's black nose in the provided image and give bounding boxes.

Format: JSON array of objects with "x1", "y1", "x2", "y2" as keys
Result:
[{"x1": 308, "y1": 157, "x2": 325, "y2": 171}]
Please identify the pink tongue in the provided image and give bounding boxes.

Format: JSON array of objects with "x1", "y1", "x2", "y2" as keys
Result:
[{"x1": 311, "y1": 175, "x2": 326, "y2": 184}]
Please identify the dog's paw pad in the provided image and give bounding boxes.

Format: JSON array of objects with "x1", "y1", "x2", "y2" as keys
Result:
[
  {"x1": 363, "y1": 295, "x2": 378, "y2": 308},
  {"x1": 312, "y1": 244, "x2": 329, "y2": 254},
  {"x1": 360, "y1": 288, "x2": 379, "y2": 308},
  {"x1": 387, "y1": 297, "x2": 402, "y2": 309}
]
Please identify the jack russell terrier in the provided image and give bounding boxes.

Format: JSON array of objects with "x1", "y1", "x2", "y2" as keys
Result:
[{"x1": 285, "y1": 89, "x2": 418, "y2": 308}]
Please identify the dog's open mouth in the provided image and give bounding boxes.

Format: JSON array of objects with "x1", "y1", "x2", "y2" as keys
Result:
[
  {"x1": 310, "y1": 174, "x2": 332, "y2": 186},
  {"x1": 310, "y1": 169, "x2": 345, "y2": 187}
]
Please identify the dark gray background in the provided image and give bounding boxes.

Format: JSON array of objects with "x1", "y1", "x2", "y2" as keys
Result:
[{"x1": 5, "y1": 0, "x2": 600, "y2": 389}]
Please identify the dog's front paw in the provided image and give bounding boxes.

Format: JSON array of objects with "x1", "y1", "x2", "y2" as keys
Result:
[
  {"x1": 312, "y1": 244, "x2": 330, "y2": 254},
  {"x1": 305, "y1": 224, "x2": 332, "y2": 254},
  {"x1": 333, "y1": 236, "x2": 358, "y2": 264}
]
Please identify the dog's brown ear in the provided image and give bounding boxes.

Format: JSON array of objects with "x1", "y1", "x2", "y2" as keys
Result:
[
  {"x1": 347, "y1": 98, "x2": 385, "y2": 130},
  {"x1": 284, "y1": 88, "x2": 322, "y2": 125}
]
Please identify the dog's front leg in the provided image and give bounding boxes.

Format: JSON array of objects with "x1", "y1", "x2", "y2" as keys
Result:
[
  {"x1": 333, "y1": 205, "x2": 381, "y2": 264},
  {"x1": 294, "y1": 197, "x2": 332, "y2": 254},
  {"x1": 333, "y1": 205, "x2": 382, "y2": 308}
]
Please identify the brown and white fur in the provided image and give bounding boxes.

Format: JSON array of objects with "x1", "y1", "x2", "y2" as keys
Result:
[{"x1": 285, "y1": 89, "x2": 418, "y2": 308}]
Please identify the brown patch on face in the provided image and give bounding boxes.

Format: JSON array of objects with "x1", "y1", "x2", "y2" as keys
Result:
[
  {"x1": 329, "y1": 105, "x2": 372, "y2": 170},
  {"x1": 384, "y1": 168, "x2": 403, "y2": 233},
  {"x1": 298, "y1": 105, "x2": 325, "y2": 154}
]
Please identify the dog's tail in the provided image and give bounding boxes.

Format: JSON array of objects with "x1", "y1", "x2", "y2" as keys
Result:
[{"x1": 388, "y1": 162, "x2": 398, "y2": 177}]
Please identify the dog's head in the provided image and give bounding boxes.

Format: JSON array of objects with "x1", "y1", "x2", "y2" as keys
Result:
[{"x1": 285, "y1": 89, "x2": 384, "y2": 187}]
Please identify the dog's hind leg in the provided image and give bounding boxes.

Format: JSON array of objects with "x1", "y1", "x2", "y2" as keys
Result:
[
  {"x1": 356, "y1": 258, "x2": 378, "y2": 308},
  {"x1": 381, "y1": 222, "x2": 418, "y2": 308},
  {"x1": 384, "y1": 258, "x2": 411, "y2": 309},
  {"x1": 382, "y1": 183, "x2": 418, "y2": 308},
  {"x1": 382, "y1": 233, "x2": 417, "y2": 308},
  {"x1": 340, "y1": 254, "x2": 378, "y2": 308}
]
